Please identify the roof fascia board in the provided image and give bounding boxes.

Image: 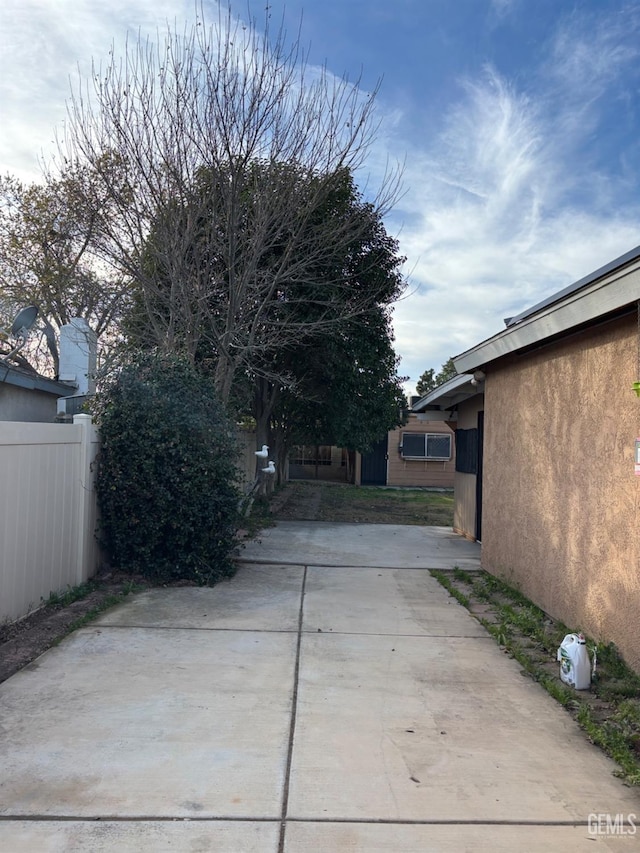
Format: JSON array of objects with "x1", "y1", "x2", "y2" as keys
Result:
[
  {"x1": 454, "y1": 260, "x2": 640, "y2": 373},
  {"x1": 507, "y1": 243, "x2": 640, "y2": 325},
  {"x1": 0, "y1": 364, "x2": 76, "y2": 396}
]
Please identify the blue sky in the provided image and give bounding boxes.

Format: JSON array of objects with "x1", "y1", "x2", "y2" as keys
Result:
[{"x1": 2, "y1": 0, "x2": 640, "y2": 393}]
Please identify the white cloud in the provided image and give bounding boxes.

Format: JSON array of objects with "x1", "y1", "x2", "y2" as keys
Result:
[
  {"x1": 547, "y1": 7, "x2": 640, "y2": 100},
  {"x1": 0, "y1": 0, "x2": 198, "y2": 180},
  {"x1": 2, "y1": 0, "x2": 639, "y2": 401},
  {"x1": 490, "y1": 0, "x2": 519, "y2": 20},
  {"x1": 386, "y1": 39, "x2": 640, "y2": 392}
]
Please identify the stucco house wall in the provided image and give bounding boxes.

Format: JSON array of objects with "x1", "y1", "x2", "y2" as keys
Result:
[{"x1": 481, "y1": 312, "x2": 640, "y2": 669}]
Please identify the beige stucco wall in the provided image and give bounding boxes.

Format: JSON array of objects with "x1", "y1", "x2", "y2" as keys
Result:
[
  {"x1": 387, "y1": 416, "x2": 455, "y2": 488},
  {"x1": 481, "y1": 313, "x2": 640, "y2": 669},
  {"x1": 453, "y1": 394, "x2": 484, "y2": 539}
]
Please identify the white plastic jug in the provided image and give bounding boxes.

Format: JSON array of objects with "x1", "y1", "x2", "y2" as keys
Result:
[{"x1": 557, "y1": 633, "x2": 591, "y2": 690}]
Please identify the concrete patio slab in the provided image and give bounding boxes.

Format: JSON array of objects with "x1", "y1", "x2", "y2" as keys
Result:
[
  {"x1": 1, "y1": 519, "x2": 638, "y2": 852},
  {"x1": 284, "y1": 822, "x2": 640, "y2": 852},
  {"x1": 0, "y1": 626, "x2": 295, "y2": 818},
  {"x1": 303, "y1": 566, "x2": 487, "y2": 636},
  {"x1": 238, "y1": 522, "x2": 481, "y2": 569},
  {"x1": 0, "y1": 820, "x2": 280, "y2": 853},
  {"x1": 287, "y1": 632, "x2": 640, "y2": 822},
  {"x1": 96, "y1": 563, "x2": 303, "y2": 632}
]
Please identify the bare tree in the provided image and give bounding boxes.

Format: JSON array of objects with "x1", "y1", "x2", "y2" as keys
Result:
[
  {"x1": 58, "y1": 4, "x2": 402, "y2": 404},
  {"x1": 0, "y1": 170, "x2": 128, "y2": 376}
]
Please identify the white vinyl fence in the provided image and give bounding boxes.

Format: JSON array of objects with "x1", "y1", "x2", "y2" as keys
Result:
[
  {"x1": 1, "y1": 418, "x2": 267, "y2": 626},
  {"x1": 0, "y1": 414, "x2": 100, "y2": 624}
]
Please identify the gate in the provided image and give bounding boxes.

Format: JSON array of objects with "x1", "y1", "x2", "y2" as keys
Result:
[{"x1": 360, "y1": 436, "x2": 388, "y2": 486}]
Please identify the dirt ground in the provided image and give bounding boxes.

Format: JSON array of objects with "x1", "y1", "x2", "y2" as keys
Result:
[
  {"x1": 271, "y1": 480, "x2": 454, "y2": 525},
  {"x1": 0, "y1": 574, "x2": 152, "y2": 685}
]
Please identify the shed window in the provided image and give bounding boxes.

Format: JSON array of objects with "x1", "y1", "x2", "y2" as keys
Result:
[{"x1": 401, "y1": 432, "x2": 451, "y2": 460}]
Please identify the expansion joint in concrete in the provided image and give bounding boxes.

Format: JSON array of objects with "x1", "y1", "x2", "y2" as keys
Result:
[{"x1": 278, "y1": 565, "x2": 308, "y2": 853}]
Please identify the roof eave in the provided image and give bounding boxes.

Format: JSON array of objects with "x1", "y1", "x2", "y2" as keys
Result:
[
  {"x1": 0, "y1": 362, "x2": 77, "y2": 396},
  {"x1": 412, "y1": 373, "x2": 480, "y2": 411},
  {"x1": 454, "y1": 254, "x2": 640, "y2": 374}
]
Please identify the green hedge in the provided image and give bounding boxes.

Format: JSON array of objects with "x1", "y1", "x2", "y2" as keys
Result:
[{"x1": 94, "y1": 353, "x2": 239, "y2": 584}]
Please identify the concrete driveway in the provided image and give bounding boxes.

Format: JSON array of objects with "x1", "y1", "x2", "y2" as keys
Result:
[{"x1": 1, "y1": 522, "x2": 638, "y2": 851}]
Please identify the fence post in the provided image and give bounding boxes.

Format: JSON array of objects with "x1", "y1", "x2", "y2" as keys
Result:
[{"x1": 73, "y1": 414, "x2": 98, "y2": 585}]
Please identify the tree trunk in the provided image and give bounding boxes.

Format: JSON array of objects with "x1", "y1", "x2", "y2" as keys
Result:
[{"x1": 253, "y1": 377, "x2": 281, "y2": 495}]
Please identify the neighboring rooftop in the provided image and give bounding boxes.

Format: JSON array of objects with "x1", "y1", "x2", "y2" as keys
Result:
[{"x1": 0, "y1": 362, "x2": 76, "y2": 397}]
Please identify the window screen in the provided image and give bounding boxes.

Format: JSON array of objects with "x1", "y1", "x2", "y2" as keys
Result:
[
  {"x1": 401, "y1": 433, "x2": 451, "y2": 460},
  {"x1": 402, "y1": 434, "x2": 426, "y2": 457}
]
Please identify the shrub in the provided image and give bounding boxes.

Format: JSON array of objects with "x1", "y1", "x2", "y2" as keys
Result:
[{"x1": 94, "y1": 352, "x2": 239, "y2": 584}]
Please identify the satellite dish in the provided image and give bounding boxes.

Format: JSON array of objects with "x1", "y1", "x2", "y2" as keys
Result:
[
  {"x1": 11, "y1": 306, "x2": 38, "y2": 339},
  {"x1": 0, "y1": 305, "x2": 40, "y2": 364}
]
